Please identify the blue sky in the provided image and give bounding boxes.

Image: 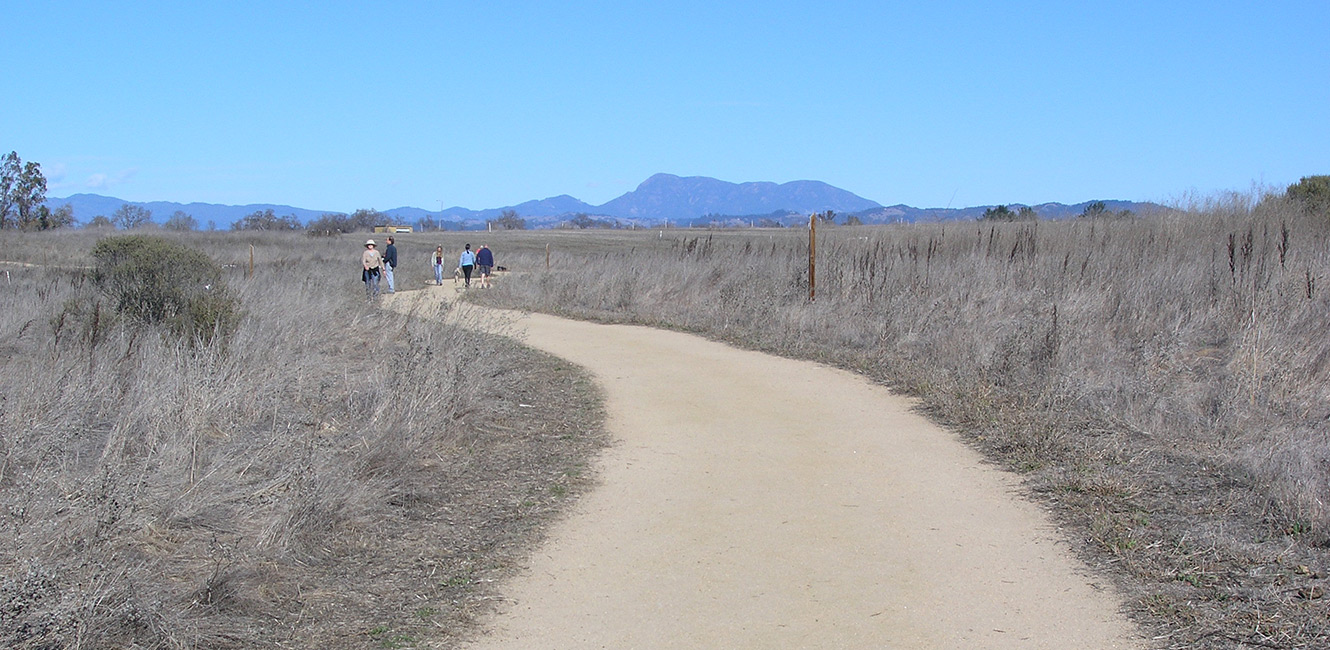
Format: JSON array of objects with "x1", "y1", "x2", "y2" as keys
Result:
[{"x1": 3, "y1": 1, "x2": 1326, "y2": 212}]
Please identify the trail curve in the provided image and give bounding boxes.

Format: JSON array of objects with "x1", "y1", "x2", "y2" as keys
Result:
[{"x1": 393, "y1": 287, "x2": 1142, "y2": 649}]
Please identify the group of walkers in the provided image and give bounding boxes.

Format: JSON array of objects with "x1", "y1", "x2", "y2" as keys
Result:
[
  {"x1": 453, "y1": 242, "x2": 494, "y2": 287},
  {"x1": 362, "y1": 236, "x2": 495, "y2": 298}
]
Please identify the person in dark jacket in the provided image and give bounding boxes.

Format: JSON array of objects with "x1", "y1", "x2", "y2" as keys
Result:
[
  {"x1": 476, "y1": 244, "x2": 494, "y2": 288},
  {"x1": 382, "y1": 236, "x2": 398, "y2": 293}
]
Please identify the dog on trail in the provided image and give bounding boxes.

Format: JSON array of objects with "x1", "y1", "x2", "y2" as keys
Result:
[{"x1": 452, "y1": 267, "x2": 462, "y2": 285}]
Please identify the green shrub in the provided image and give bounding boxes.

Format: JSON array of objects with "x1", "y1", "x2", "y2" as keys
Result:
[
  {"x1": 171, "y1": 286, "x2": 242, "y2": 343},
  {"x1": 91, "y1": 235, "x2": 241, "y2": 343}
]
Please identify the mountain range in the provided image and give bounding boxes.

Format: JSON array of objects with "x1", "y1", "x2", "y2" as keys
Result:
[{"x1": 43, "y1": 173, "x2": 1161, "y2": 229}]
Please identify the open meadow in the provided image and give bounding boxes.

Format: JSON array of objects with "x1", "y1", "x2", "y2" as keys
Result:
[
  {"x1": 0, "y1": 231, "x2": 607, "y2": 648},
  {"x1": 463, "y1": 196, "x2": 1330, "y2": 649},
  {"x1": 3, "y1": 194, "x2": 1329, "y2": 648}
]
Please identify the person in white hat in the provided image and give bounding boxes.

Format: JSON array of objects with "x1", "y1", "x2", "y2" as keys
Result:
[{"x1": 362, "y1": 239, "x2": 384, "y2": 298}]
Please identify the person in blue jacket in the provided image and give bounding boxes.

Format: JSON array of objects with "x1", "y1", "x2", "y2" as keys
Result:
[
  {"x1": 459, "y1": 243, "x2": 476, "y2": 287},
  {"x1": 476, "y1": 244, "x2": 494, "y2": 288}
]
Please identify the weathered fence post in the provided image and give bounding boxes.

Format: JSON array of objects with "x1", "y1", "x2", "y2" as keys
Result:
[
  {"x1": 249, "y1": 245, "x2": 254, "y2": 279},
  {"x1": 546, "y1": 243, "x2": 551, "y2": 270}
]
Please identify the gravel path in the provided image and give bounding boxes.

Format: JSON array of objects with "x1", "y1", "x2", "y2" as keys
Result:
[{"x1": 407, "y1": 287, "x2": 1143, "y2": 649}]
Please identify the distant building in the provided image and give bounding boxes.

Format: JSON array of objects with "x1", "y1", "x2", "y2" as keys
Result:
[{"x1": 374, "y1": 225, "x2": 414, "y2": 234}]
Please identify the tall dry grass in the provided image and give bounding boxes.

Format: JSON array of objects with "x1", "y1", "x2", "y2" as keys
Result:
[
  {"x1": 0, "y1": 230, "x2": 604, "y2": 648},
  {"x1": 471, "y1": 198, "x2": 1330, "y2": 648}
]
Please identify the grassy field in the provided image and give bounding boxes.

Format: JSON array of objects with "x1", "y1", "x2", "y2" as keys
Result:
[
  {"x1": 0, "y1": 231, "x2": 607, "y2": 649},
  {"x1": 458, "y1": 197, "x2": 1330, "y2": 649},
  {"x1": 5, "y1": 199, "x2": 1329, "y2": 648}
]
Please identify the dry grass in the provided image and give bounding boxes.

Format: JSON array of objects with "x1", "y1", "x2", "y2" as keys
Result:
[
  {"x1": 468, "y1": 198, "x2": 1330, "y2": 649},
  {"x1": 0, "y1": 230, "x2": 606, "y2": 648}
]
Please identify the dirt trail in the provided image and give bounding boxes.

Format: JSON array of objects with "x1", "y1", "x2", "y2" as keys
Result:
[{"x1": 395, "y1": 287, "x2": 1142, "y2": 649}]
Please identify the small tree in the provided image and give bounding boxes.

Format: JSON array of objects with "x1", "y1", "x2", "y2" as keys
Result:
[
  {"x1": 163, "y1": 210, "x2": 197, "y2": 231},
  {"x1": 306, "y1": 212, "x2": 353, "y2": 235},
  {"x1": 0, "y1": 151, "x2": 20, "y2": 229},
  {"x1": 567, "y1": 213, "x2": 591, "y2": 229},
  {"x1": 12, "y1": 160, "x2": 47, "y2": 230},
  {"x1": 113, "y1": 204, "x2": 153, "y2": 229},
  {"x1": 494, "y1": 209, "x2": 526, "y2": 230},
  {"x1": 233, "y1": 208, "x2": 300, "y2": 231},
  {"x1": 1016, "y1": 206, "x2": 1037, "y2": 221},
  {"x1": 86, "y1": 215, "x2": 114, "y2": 229},
  {"x1": 35, "y1": 204, "x2": 76, "y2": 230},
  {"x1": 1287, "y1": 175, "x2": 1330, "y2": 213},
  {"x1": 164, "y1": 210, "x2": 198, "y2": 231},
  {"x1": 352, "y1": 208, "x2": 386, "y2": 231},
  {"x1": 1080, "y1": 201, "x2": 1108, "y2": 218},
  {"x1": 561, "y1": 213, "x2": 624, "y2": 229},
  {"x1": 982, "y1": 205, "x2": 1015, "y2": 221}
]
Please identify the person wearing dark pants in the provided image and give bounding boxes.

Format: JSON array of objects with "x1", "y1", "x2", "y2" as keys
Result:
[
  {"x1": 459, "y1": 243, "x2": 476, "y2": 287},
  {"x1": 361, "y1": 239, "x2": 383, "y2": 299}
]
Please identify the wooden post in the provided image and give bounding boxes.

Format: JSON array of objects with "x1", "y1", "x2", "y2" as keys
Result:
[
  {"x1": 808, "y1": 214, "x2": 817, "y2": 301},
  {"x1": 249, "y1": 245, "x2": 254, "y2": 278},
  {"x1": 546, "y1": 243, "x2": 551, "y2": 270}
]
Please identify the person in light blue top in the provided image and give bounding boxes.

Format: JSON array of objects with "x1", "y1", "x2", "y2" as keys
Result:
[{"x1": 459, "y1": 243, "x2": 476, "y2": 287}]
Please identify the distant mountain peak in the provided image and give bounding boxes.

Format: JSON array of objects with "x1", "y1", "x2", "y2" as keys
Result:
[{"x1": 599, "y1": 173, "x2": 882, "y2": 221}]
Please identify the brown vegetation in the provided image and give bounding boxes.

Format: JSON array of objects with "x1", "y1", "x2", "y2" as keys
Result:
[
  {"x1": 0, "y1": 231, "x2": 606, "y2": 648},
  {"x1": 468, "y1": 195, "x2": 1330, "y2": 649}
]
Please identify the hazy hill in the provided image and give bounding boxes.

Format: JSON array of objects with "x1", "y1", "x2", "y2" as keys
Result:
[
  {"x1": 44, "y1": 175, "x2": 1158, "y2": 229},
  {"x1": 597, "y1": 173, "x2": 882, "y2": 222},
  {"x1": 44, "y1": 194, "x2": 335, "y2": 228}
]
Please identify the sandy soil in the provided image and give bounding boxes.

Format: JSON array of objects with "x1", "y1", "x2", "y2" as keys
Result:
[{"x1": 399, "y1": 286, "x2": 1144, "y2": 649}]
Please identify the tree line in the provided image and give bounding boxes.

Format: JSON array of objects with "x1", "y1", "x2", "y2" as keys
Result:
[
  {"x1": 7, "y1": 150, "x2": 1326, "y2": 231},
  {"x1": 0, "y1": 151, "x2": 72, "y2": 230}
]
